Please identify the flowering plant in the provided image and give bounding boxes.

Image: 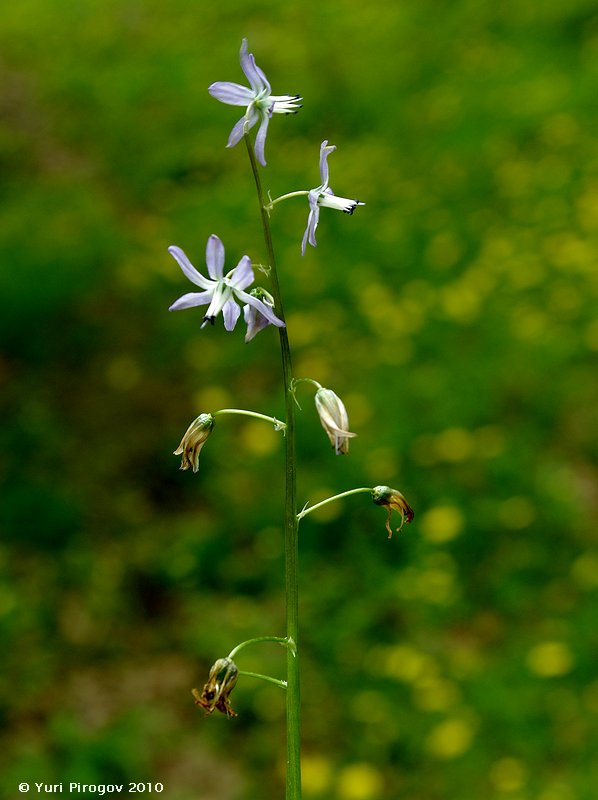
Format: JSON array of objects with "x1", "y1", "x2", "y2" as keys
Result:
[{"x1": 168, "y1": 38, "x2": 414, "y2": 799}]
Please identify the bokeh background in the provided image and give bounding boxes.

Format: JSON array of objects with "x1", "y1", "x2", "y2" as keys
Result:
[{"x1": 2, "y1": 1, "x2": 598, "y2": 798}]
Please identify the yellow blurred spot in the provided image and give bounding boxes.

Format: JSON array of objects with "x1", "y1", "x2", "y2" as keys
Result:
[
  {"x1": 474, "y1": 425, "x2": 505, "y2": 458},
  {"x1": 105, "y1": 355, "x2": 141, "y2": 390},
  {"x1": 307, "y1": 487, "x2": 342, "y2": 522},
  {"x1": 511, "y1": 305, "x2": 548, "y2": 342},
  {"x1": 294, "y1": 355, "x2": 331, "y2": 385},
  {"x1": 544, "y1": 233, "x2": 594, "y2": 273},
  {"x1": 577, "y1": 186, "x2": 598, "y2": 232},
  {"x1": 344, "y1": 392, "x2": 372, "y2": 428},
  {"x1": 498, "y1": 497, "x2": 536, "y2": 529},
  {"x1": 240, "y1": 421, "x2": 279, "y2": 456},
  {"x1": 526, "y1": 642, "x2": 574, "y2": 677},
  {"x1": 336, "y1": 763, "x2": 384, "y2": 800},
  {"x1": 418, "y1": 567, "x2": 459, "y2": 605},
  {"x1": 420, "y1": 505, "x2": 464, "y2": 543},
  {"x1": 489, "y1": 757, "x2": 527, "y2": 793},
  {"x1": 547, "y1": 283, "x2": 581, "y2": 318},
  {"x1": 301, "y1": 754, "x2": 333, "y2": 796},
  {"x1": 364, "y1": 447, "x2": 399, "y2": 481},
  {"x1": 193, "y1": 385, "x2": 231, "y2": 411},
  {"x1": 571, "y1": 551, "x2": 598, "y2": 590},
  {"x1": 537, "y1": 782, "x2": 575, "y2": 800},
  {"x1": 383, "y1": 644, "x2": 435, "y2": 683},
  {"x1": 0, "y1": 587, "x2": 16, "y2": 616},
  {"x1": 286, "y1": 311, "x2": 320, "y2": 347},
  {"x1": 413, "y1": 676, "x2": 461, "y2": 711},
  {"x1": 541, "y1": 113, "x2": 579, "y2": 148},
  {"x1": 434, "y1": 428, "x2": 475, "y2": 462},
  {"x1": 426, "y1": 231, "x2": 463, "y2": 270},
  {"x1": 425, "y1": 718, "x2": 474, "y2": 759},
  {"x1": 411, "y1": 433, "x2": 439, "y2": 466},
  {"x1": 351, "y1": 691, "x2": 390, "y2": 724},
  {"x1": 440, "y1": 283, "x2": 480, "y2": 323}
]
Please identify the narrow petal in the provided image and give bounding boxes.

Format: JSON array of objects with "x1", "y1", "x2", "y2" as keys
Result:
[
  {"x1": 208, "y1": 81, "x2": 255, "y2": 106},
  {"x1": 229, "y1": 255, "x2": 254, "y2": 290},
  {"x1": 243, "y1": 303, "x2": 270, "y2": 342},
  {"x1": 301, "y1": 193, "x2": 321, "y2": 254},
  {"x1": 222, "y1": 298, "x2": 241, "y2": 331},
  {"x1": 319, "y1": 140, "x2": 336, "y2": 186},
  {"x1": 270, "y1": 95, "x2": 303, "y2": 114},
  {"x1": 318, "y1": 193, "x2": 364, "y2": 214},
  {"x1": 226, "y1": 107, "x2": 259, "y2": 148},
  {"x1": 169, "y1": 291, "x2": 213, "y2": 311},
  {"x1": 236, "y1": 289, "x2": 285, "y2": 327},
  {"x1": 168, "y1": 246, "x2": 214, "y2": 290},
  {"x1": 240, "y1": 39, "x2": 271, "y2": 95},
  {"x1": 254, "y1": 113, "x2": 270, "y2": 166},
  {"x1": 206, "y1": 235, "x2": 225, "y2": 280},
  {"x1": 301, "y1": 209, "x2": 314, "y2": 256}
]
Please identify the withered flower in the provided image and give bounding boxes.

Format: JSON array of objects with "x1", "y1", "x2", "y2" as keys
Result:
[
  {"x1": 314, "y1": 387, "x2": 357, "y2": 455},
  {"x1": 371, "y1": 485, "x2": 414, "y2": 538},
  {"x1": 192, "y1": 657, "x2": 239, "y2": 718},
  {"x1": 174, "y1": 413, "x2": 215, "y2": 472}
]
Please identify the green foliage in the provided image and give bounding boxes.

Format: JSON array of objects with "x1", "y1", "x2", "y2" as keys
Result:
[{"x1": 2, "y1": 1, "x2": 598, "y2": 798}]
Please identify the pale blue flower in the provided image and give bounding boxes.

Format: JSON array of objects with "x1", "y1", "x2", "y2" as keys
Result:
[
  {"x1": 302, "y1": 140, "x2": 365, "y2": 255},
  {"x1": 243, "y1": 288, "x2": 278, "y2": 342},
  {"x1": 169, "y1": 234, "x2": 285, "y2": 333},
  {"x1": 209, "y1": 39, "x2": 302, "y2": 167}
]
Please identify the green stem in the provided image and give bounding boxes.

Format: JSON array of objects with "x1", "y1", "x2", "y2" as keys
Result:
[
  {"x1": 244, "y1": 133, "x2": 301, "y2": 800},
  {"x1": 213, "y1": 408, "x2": 286, "y2": 432},
  {"x1": 239, "y1": 670, "x2": 288, "y2": 690},
  {"x1": 228, "y1": 635, "x2": 288, "y2": 660},
  {"x1": 297, "y1": 487, "x2": 373, "y2": 521},
  {"x1": 267, "y1": 190, "x2": 310, "y2": 210}
]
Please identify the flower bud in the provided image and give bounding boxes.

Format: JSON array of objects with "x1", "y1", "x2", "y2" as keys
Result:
[
  {"x1": 174, "y1": 413, "x2": 215, "y2": 472},
  {"x1": 371, "y1": 485, "x2": 414, "y2": 538},
  {"x1": 314, "y1": 387, "x2": 356, "y2": 455},
  {"x1": 192, "y1": 657, "x2": 239, "y2": 718}
]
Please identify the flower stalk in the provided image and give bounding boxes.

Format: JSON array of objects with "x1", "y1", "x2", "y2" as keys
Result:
[{"x1": 244, "y1": 132, "x2": 302, "y2": 800}]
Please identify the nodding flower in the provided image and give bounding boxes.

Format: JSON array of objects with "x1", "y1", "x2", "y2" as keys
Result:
[
  {"x1": 371, "y1": 485, "x2": 415, "y2": 538},
  {"x1": 173, "y1": 413, "x2": 214, "y2": 473},
  {"x1": 314, "y1": 387, "x2": 357, "y2": 455},
  {"x1": 192, "y1": 657, "x2": 239, "y2": 718}
]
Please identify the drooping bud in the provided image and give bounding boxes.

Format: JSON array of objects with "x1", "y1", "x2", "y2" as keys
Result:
[
  {"x1": 174, "y1": 413, "x2": 215, "y2": 472},
  {"x1": 371, "y1": 485, "x2": 414, "y2": 538},
  {"x1": 192, "y1": 657, "x2": 239, "y2": 718},
  {"x1": 314, "y1": 387, "x2": 357, "y2": 455}
]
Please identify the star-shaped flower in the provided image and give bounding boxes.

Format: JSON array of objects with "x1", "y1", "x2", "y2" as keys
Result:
[
  {"x1": 302, "y1": 140, "x2": 365, "y2": 255},
  {"x1": 209, "y1": 39, "x2": 302, "y2": 167},
  {"x1": 168, "y1": 234, "x2": 285, "y2": 333}
]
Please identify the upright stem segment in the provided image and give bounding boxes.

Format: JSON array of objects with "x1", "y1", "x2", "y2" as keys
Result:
[{"x1": 244, "y1": 135, "x2": 301, "y2": 800}]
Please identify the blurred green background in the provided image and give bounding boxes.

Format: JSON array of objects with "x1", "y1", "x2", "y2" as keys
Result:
[{"x1": 2, "y1": 1, "x2": 598, "y2": 798}]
